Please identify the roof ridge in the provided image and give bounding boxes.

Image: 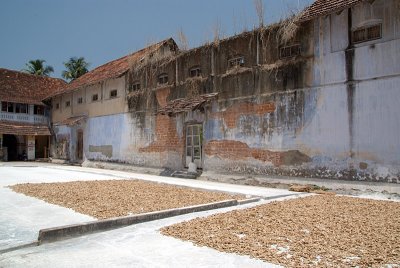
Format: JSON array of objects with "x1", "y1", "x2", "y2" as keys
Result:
[
  {"x1": 0, "y1": 68, "x2": 67, "y2": 83},
  {"x1": 73, "y1": 38, "x2": 174, "y2": 80}
]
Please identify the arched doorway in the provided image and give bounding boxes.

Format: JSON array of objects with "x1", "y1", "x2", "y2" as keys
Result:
[{"x1": 3, "y1": 134, "x2": 18, "y2": 161}]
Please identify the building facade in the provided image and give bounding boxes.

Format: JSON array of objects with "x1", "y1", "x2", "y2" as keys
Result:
[
  {"x1": 48, "y1": 0, "x2": 400, "y2": 183},
  {"x1": 0, "y1": 68, "x2": 66, "y2": 161}
]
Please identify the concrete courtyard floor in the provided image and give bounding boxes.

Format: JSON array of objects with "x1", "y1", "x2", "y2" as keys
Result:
[{"x1": 0, "y1": 162, "x2": 299, "y2": 267}]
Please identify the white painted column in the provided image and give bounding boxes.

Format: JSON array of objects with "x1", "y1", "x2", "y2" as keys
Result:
[{"x1": 27, "y1": 135, "x2": 35, "y2": 160}]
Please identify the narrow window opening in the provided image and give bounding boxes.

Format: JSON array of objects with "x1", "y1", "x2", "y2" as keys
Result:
[
  {"x1": 77, "y1": 97, "x2": 83, "y2": 104},
  {"x1": 158, "y1": 73, "x2": 168, "y2": 85},
  {"x1": 279, "y1": 44, "x2": 301, "y2": 59},
  {"x1": 15, "y1": 103, "x2": 28, "y2": 114},
  {"x1": 228, "y1": 56, "x2": 245, "y2": 69},
  {"x1": 65, "y1": 101, "x2": 71, "y2": 107},
  {"x1": 189, "y1": 67, "x2": 202, "y2": 77},
  {"x1": 352, "y1": 24, "x2": 382, "y2": 44},
  {"x1": 1, "y1": 102, "x2": 7, "y2": 112},
  {"x1": 92, "y1": 94, "x2": 99, "y2": 102},
  {"x1": 110, "y1": 89, "x2": 118, "y2": 98},
  {"x1": 34, "y1": 105, "x2": 45, "y2": 115},
  {"x1": 129, "y1": 82, "x2": 141, "y2": 92},
  {"x1": 8, "y1": 103, "x2": 13, "y2": 113}
]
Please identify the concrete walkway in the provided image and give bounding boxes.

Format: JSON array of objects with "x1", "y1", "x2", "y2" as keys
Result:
[{"x1": 0, "y1": 163, "x2": 300, "y2": 267}]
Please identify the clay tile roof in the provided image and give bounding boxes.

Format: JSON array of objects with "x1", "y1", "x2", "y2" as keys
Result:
[
  {"x1": 0, "y1": 68, "x2": 66, "y2": 105},
  {"x1": 158, "y1": 93, "x2": 218, "y2": 116},
  {"x1": 299, "y1": 0, "x2": 364, "y2": 22},
  {"x1": 0, "y1": 120, "x2": 50, "y2": 136},
  {"x1": 56, "y1": 115, "x2": 87, "y2": 126},
  {"x1": 49, "y1": 38, "x2": 177, "y2": 98}
]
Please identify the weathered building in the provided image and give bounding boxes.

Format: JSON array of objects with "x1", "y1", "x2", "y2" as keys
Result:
[
  {"x1": 48, "y1": 0, "x2": 400, "y2": 183},
  {"x1": 48, "y1": 39, "x2": 178, "y2": 163},
  {"x1": 0, "y1": 68, "x2": 66, "y2": 161}
]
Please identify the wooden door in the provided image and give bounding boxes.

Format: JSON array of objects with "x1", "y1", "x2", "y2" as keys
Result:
[{"x1": 76, "y1": 130, "x2": 83, "y2": 161}]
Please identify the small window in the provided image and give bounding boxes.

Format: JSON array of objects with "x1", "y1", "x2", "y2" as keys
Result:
[
  {"x1": 189, "y1": 67, "x2": 202, "y2": 77},
  {"x1": 129, "y1": 82, "x2": 141, "y2": 92},
  {"x1": 1, "y1": 102, "x2": 7, "y2": 112},
  {"x1": 65, "y1": 101, "x2": 71, "y2": 107},
  {"x1": 158, "y1": 73, "x2": 168, "y2": 85},
  {"x1": 16, "y1": 103, "x2": 28, "y2": 114},
  {"x1": 228, "y1": 56, "x2": 245, "y2": 69},
  {"x1": 110, "y1": 89, "x2": 118, "y2": 98},
  {"x1": 55, "y1": 103, "x2": 60, "y2": 110},
  {"x1": 77, "y1": 97, "x2": 83, "y2": 104},
  {"x1": 352, "y1": 24, "x2": 382, "y2": 44},
  {"x1": 34, "y1": 105, "x2": 45, "y2": 115},
  {"x1": 1, "y1": 102, "x2": 13, "y2": 112},
  {"x1": 92, "y1": 94, "x2": 99, "y2": 102},
  {"x1": 3, "y1": 102, "x2": 14, "y2": 113},
  {"x1": 279, "y1": 44, "x2": 301, "y2": 59}
]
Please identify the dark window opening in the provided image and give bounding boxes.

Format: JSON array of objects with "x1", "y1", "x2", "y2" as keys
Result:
[
  {"x1": 65, "y1": 101, "x2": 71, "y2": 107},
  {"x1": 189, "y1": 67, "x2": 202, "y2": 77},
  {"x1": 129, "y1": 82, "x2": 141, "y2": 92},
  {"x1": 110, "y1": 89, "x2": 118, "y2": 98},
  {"x1": 228, "y1": 56, "x2": 245, "y2": 69},
  {"x1": 34, "y1": 105, "x2": 45, "y2": 115},
  {"x1": 15, "y1": 103, "x2": 28, "y2": 114},
  {"x1": 158, "y1": 73, "x2": 168, "y2": 85},
  {"x1": 279, "y1": 44, "x2": 301, "y2": 59},
  {"x1": 92, "y1": 94, "x2": 99, "y2": 102},
  {"x1": 55, "y1": 103, "x2": 60, "y2": 110},
  {"x1": 1, "y1": 102, "x2": 14, "y2": 113},
  {"x1": 352, "y1": 24, "x2": 382, "y2": 44},
  {"x1": 77, "y1": 97, "x2": 83, "y2": 104}
]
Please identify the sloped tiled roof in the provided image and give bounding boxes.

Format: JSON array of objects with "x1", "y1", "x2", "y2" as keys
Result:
[
  {"x1": 56, "y1": 115, "x2": 87, "y2": 126},
  {"x1": 49, "y1": 38, "x2": 177, "y2": 98},
  {"x1": 299, "y1": 0, "x2": 364, "y2": 22},
  {"x1": 0, "y1": 68, "x2": 66, "y2": 105},
  {"x1": 158, "y1": 93, "x2": 218, "y2": 116},
  {"x1": 0, "y1": 120, "x2": 50, "y2": 135}
]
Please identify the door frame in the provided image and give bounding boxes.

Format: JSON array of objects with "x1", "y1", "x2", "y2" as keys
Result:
[
  {"x1": 184, "y1": 123, "x2": 203, "y2": 169},
  {"x1": 76, "y1": 129, "x2": 83, "y2": 161}
]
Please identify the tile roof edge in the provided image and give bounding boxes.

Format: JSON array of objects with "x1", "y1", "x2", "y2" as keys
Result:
[
  {"x1": 298, "y1": 0, "x2": 365, "y2": 22},
  {"x1": 46, "y1": 38, "x2": 176, "y2": 99}
]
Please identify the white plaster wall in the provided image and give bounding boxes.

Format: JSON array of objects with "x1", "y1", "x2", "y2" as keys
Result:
[
  {"x1": 295, "y1": 86, "x2": 351, "y2": 159},
  {"x1": 354, "y1": 39, "x2": 400, "y2": 80},
  {"x1": 353, "y1": 77, "x2": 400, "y2": 165},
  {"x1": 85, "y1": 114, "x2": 124, "y2": 161}
]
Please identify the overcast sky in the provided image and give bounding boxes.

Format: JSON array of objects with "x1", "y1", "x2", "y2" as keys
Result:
[{"x1": 0, "y1": 0, "x2": 313, "y2": 79}]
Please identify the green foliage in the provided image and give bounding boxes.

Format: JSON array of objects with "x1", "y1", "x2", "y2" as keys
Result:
[
  {"x1": 23, "y1": 59, "x2": 54, "y2": 77},
  {"x1": 62, "y1": 57, "x2": 90, "y2": 81}
]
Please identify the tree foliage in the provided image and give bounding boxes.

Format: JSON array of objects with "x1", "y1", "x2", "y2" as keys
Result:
[
  {"x1": 23, "y1": 59, "x2": 54, "y2": 77},
  {"x1": 62, "y1": 57, "x2": 89, "y2": 81}
]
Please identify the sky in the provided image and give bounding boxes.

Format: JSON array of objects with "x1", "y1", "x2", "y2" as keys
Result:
[{"x1": 0, "y1": 0, "x2": 313, "y2": 79}]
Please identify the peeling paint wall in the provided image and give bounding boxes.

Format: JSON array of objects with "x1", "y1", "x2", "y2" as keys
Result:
[{"x1": 50, "y1": 0, "x2": 400, "y2": 183}]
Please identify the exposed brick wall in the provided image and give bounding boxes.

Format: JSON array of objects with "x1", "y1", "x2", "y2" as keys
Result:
[
  {"x1": 204, "y1": 140, "x2": 282, "y2": 166},
  {"x1": 211, "y1": 102, "x2": 275, "y2": 128},
  {"x1": 155, "y1": 86, "x2": 171, "y2": 107},
  {"x1": 139, "y1": 115, "x2": 183, "y2": 153}
]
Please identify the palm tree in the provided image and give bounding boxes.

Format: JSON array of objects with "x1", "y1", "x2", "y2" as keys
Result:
[
  {"x1": 23, "y1": 59, "x2": 54, "y2": 76},
  {"x1": 62, "y1": 57, "x2": 89, "y2": 81}
]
